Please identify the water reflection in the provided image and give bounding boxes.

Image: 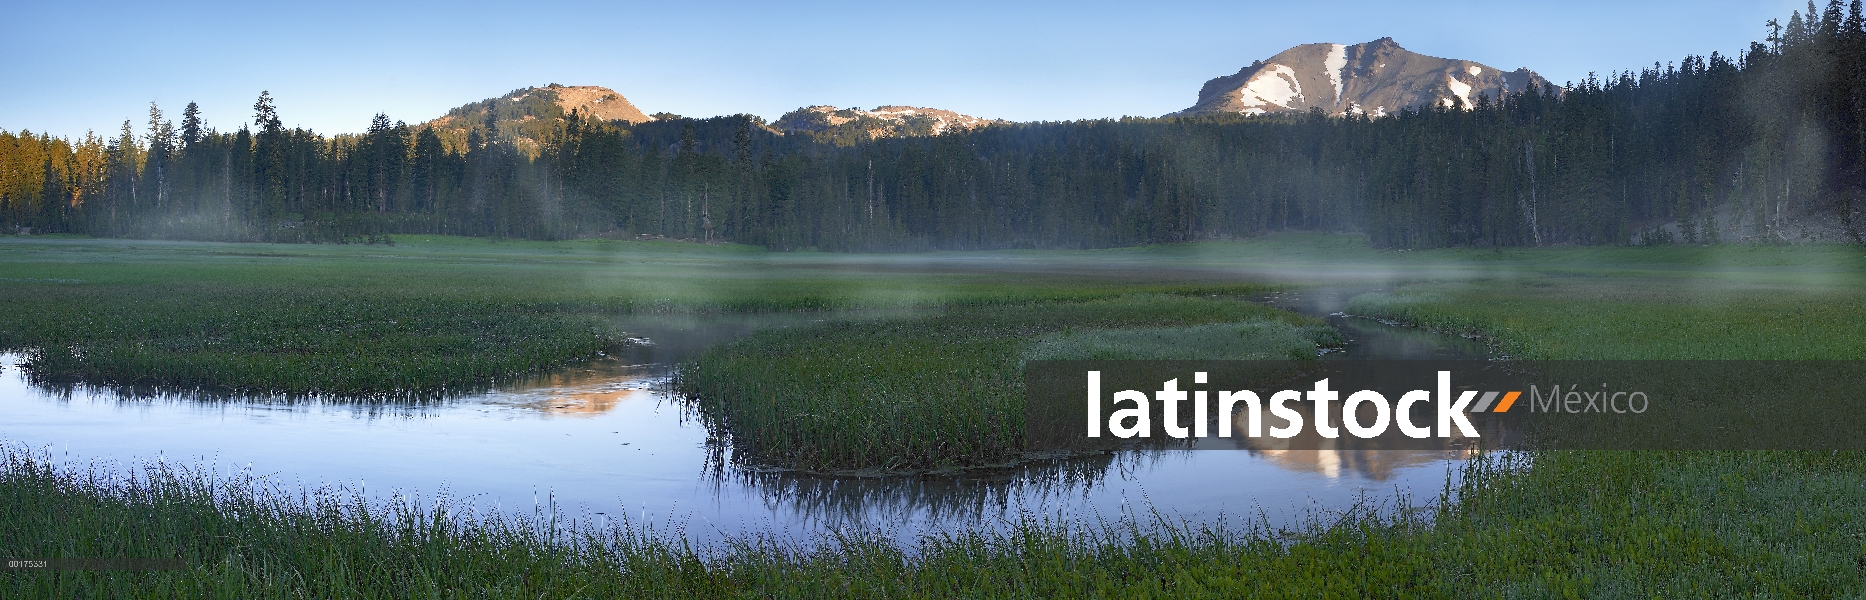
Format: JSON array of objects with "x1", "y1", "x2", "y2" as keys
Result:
[
  {"x1": 1216, "y1": 381, "x2": 1484, "y2": 481},
  {"x1": 1250, "y1": 449, "x2": 1474, "y2": 481},
  {"x1": 1, "y1": 296, "x2": 1488, "y2": 544},
  {"x1": 494, "y1": 359, "x2": 656, "y2": 417}
]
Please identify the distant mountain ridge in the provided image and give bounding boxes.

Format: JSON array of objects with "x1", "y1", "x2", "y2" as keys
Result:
[
  {"x1": 421, "y1": 87, "x2": 1001, "y2": 151},
  {"x1": 1170, "y1": 38, "x2": 1555, "y2": 118},
  {"x1": 420, "y1": 41, "x2": 1552, "y2": 152},
  {"x1": 774, "y1": 105, "x2": 1003, "y2": 145}
]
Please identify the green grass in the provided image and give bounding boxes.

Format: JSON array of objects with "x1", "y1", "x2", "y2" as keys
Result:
[
  {"x1": 676, "y1": 293, "x2": 1334, "y2": 473},
  {"x1": 6, "y1": 445, "x2": 1862, "y2": 598}
]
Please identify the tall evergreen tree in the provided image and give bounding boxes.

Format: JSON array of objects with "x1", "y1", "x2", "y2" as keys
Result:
[
  {"x1": 180, "y1": 102, "x2": 203, "y2": 149},
  {"x1": 253, "y1": 91, "x2": 282, "y2": 134}
]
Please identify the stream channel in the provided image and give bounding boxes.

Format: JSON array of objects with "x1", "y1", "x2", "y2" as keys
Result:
[{"x1": 0, "y1": 288, "x2": 1493, "y2": 546}]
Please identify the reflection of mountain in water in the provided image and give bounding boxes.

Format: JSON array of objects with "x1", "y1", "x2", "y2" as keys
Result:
[
  {"x1": 1251, "y1": 449, "x2": 1475, "y2": 480},
  {"x1": 508, "y1": 385, "x2": 649, "y2": 416},
  {"x1": 498, "y1": 358, "x2": 659, "y2": 417},
  {"x1": 1222, "y1": 394, "x2": 1483, "y2": 480}
]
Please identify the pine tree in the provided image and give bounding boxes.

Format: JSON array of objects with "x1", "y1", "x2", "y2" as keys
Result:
[
  {"x1": 144, "y1": 103, "x2": 174, "y2": 213},
  {"x1": 180, "y1": 102, "x2": 203, "y2": 149},
  {"x1": 101, "y1": 120, "x2": 138, "y2": 232},
  {"x1": 38, "y1": 157, "x2": 65, "y2": 231},
  {"x1": 481, "y1": 103, "x2": 499, "y2": 145},
  {"x1": 251, "y1": 92, "x2": 286, "y2": 225},
  {"x1": 253, "y1": 91, "x2": 282, "y2": 134},
  {"x1": 1824, "y1": 0, "x2": 1845, "y2": 41}
]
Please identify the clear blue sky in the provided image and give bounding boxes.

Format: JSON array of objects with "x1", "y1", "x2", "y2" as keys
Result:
[{"x1": 1, "y1": 0, "x2": 1809, "y2": 138}]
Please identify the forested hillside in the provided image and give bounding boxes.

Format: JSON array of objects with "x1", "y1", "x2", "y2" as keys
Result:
[{"x1": 3, "y1": 3, "x2": 1862, "y2": 249}]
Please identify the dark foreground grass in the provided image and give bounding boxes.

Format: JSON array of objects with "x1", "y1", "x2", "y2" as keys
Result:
[
  {"x1": 6, "y1": 446, "x2": 1863, "y2": 598},
  {"x1": 675, "y1": 293, "x2": 1335, "y2": 473}
]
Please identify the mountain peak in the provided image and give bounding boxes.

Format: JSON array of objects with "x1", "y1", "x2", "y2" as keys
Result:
[
  {"x1": 422, "y1": 85, "x2": 653, "y2": 154},
  {"x1": 1171, "y1": 39, "x2": 1555, "y2": 118}
]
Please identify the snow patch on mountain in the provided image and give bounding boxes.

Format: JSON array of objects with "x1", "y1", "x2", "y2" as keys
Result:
[
  {"x1": 1325, "y1": 44, "x2": 1347, "y2": 105},
  {"x1": 1445, "y1": 75, "x2": 1473, "y2": 108},
  {"x1": 1237, "y1": 65, "x2": 1305, "y2": 114}
]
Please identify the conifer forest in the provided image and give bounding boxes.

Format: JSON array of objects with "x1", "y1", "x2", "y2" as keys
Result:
[{"x1": 4, "y1": 3, "x2": 1865, "y2": 250}]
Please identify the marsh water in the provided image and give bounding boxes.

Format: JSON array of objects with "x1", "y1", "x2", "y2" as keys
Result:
[{"x1": 0, "y1": 289, "x2": 1491, "y2": 546}]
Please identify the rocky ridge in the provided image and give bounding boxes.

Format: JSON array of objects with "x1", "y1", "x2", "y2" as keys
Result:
[{"x1": 774, "y1": 105, "x2": 1003, "y2": 143}]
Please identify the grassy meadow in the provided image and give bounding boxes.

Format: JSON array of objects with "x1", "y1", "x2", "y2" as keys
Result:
[
  {"x1": 676, "y1": 294, "x2": 1336, "y2": 473},
  {"x1": 0, "y1": 235, "x2": 1275, "y2": 398},
  {"x1": 4, "y1": 232, "x2": 1866, "y2": 596}
]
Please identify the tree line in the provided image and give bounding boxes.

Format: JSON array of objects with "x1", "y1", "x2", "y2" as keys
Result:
[{"x1": 3, "y1": 2, "x2": 1863, "y2": 249}]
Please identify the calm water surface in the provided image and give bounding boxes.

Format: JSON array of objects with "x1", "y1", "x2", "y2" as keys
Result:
[{"x1": 0, "y1": 291, "x2": 1490, "y2": 545}]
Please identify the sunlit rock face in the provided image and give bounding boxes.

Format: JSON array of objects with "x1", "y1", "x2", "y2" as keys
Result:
[
  {"x1": 535, "y1": 85, "x2": 655, "y2": 124},
  {"x1": 1169, "y1": 38, "x2": 1556, "y2": 118},
  {"x1": 774, "y1": 105, "x2": 1004, "y2": 142}
]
